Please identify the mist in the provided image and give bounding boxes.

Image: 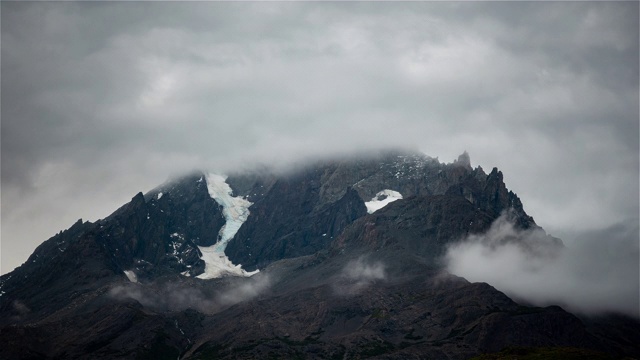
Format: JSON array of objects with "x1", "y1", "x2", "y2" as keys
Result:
[
  {"x1": 108, "y1": 274, "x2": 272, "y2": 313},
  {"x1": 445, "y1": 215, "x2": 640, "y2": 318},
  {"x1": 333, "y1": 257, "x2": 386, "y2": 296}
]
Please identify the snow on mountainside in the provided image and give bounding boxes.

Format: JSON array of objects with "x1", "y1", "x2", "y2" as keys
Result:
[
  {"x1": 365, "y1": 189, "x2": 403, "y2": 213},
  {"x1": 196, "y1": 173, "x2": 258, "y2": 279},
  {"x1": 123, "y1": 270, "x2": 138, "y2": 283}
]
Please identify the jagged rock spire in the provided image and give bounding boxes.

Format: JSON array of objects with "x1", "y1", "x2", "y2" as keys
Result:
[{"x1": 454, "y1": 150, "x2": 471, "y2": 169}]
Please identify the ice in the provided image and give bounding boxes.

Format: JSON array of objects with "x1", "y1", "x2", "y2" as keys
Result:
[
  {"x1": 123, "y1": 270, "x2": 138, "y2": 283},
  {"x1": 365, "y1": 190, "x2": 403, "y2": 214},
  {"x1": 203, "y1": 173, "x2": 252, "y2": 252},
  {"x1": 197, "y1": 246, "x2": 259, "y2": 278},
  {"x1": 196, "y1": 173, "x2": 258, "y2": 279}
]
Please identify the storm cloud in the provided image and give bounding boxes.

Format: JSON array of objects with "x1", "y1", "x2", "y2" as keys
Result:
[{"x1": 2, "y1": 2, "x2": 638, "y2": 275}]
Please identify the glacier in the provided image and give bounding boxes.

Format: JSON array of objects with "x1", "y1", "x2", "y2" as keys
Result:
[{"x1": 196, "y1": 173, "x2": 259, "y2": 279}]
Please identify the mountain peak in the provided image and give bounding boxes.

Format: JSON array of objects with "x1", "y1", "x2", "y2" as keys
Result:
[
  {"x1": 454, "y1": 150, "x2": 472, "y2": 169},
  {"x1": 3, "y1": 150, "x2": 631, "y2": 360}
]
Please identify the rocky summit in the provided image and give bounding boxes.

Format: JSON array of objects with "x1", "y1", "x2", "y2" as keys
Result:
[{"x1": 0, "y1": 149, "x2": 638, "y2": 360}]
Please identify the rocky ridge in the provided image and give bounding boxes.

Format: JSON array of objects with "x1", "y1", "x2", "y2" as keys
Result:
[{"x1": 0, "y1": 149, "x2": 637, "y2": 360}]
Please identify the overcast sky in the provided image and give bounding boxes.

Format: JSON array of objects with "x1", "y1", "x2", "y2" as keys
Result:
[{"x1": 1, "y1": 2, "x2": 638, "y2": 276}]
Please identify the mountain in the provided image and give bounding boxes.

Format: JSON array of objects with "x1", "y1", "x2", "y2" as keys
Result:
[{"x1": 1, "y1": 149, "x2": 638, "y2": 360}]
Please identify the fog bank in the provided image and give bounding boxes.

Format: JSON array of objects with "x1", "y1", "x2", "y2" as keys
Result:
[{"x1": 446, "y1": 216, "x2": 639, "y2": 318}]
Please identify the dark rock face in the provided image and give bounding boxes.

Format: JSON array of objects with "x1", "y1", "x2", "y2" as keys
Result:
[
  {"x1": 100, "y1": 173, "x2": 226, "y2": 279},
  {"x1": 0, "y1": 149, "x2": 637, "y2": 360},
  {"x1": 226, "y1": 175, "x2": 368, "y2": 271},
  {"x1": 0, "y1": 173, "x2": 224, "y2": 324},
  {"x1": 332, "y1": 194, "x2": 497, "y2": 263},
  {"x1": 225, "y1": 150, "x2": 536, "y2": 270}
]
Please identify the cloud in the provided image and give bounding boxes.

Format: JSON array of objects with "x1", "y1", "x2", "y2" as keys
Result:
[
  {"x1": 445, "y1": 215, "x2": 640, "y2": 318},
  {"x1": 2, "y1": 2, "x2": 638, "y2": 274},
  {"x1": 3, "y1": 300, "x2": 32, "y2": 323},
  {"x1": 333, "y1": 257, "x2": 386, "y2": 296},
  {"x1": 108, "y1": 274, "x2": 272, "y2": 313},
  {"x1": 216, "y1": 275, "x2": 272, "y2": 306}
]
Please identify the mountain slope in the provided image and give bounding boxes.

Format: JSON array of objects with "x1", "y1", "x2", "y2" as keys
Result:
[{"x1": 0, "y1": 150, "x2": 637, "y2": 360}]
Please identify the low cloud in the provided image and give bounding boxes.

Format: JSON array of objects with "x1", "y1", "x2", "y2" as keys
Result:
[
  {"x1": 5, "y1": 300, "x2": 32, "y2": 323},
  {"x1": 333, "y1": 257, "x2": 386, "y2": 296},
  {"x1": 445, "y1": 215, "x2": 639, "y2": 318},
  {"x1": 108, "y1": 274, "x2": 272, "y2": 313},
  {"x1": 216, "y1": 275, "x2": 272, "y2": 306}
]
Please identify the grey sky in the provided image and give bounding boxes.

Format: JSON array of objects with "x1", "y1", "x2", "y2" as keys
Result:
[{"x1": 1, "y1": 2, "x2": 638, "y2": 275}]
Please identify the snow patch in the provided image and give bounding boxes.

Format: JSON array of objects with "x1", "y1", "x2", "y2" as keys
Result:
[
  {"x1": 196, "y1": 173, "x2": 258, "y2": 279},
  {"x1": 123, "y1": 270, "x2": 138, "y2": 283},
  {"x1": 365, "y1": 190, "x2": 403, "y2": 214},
  {"x1": 157, "y1": 192, "x2": 163, "y2": 200},
  {"x1": 169, "y1": 241, "x2": 181, "y2": 257},
  {"x1": 197, "y1": 246, "x2": 259, "y2": 278}
]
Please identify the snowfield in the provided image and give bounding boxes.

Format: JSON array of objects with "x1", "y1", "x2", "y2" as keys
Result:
[{"x1": 365, "y1": 190, "x2": 403, "y2": 214}]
